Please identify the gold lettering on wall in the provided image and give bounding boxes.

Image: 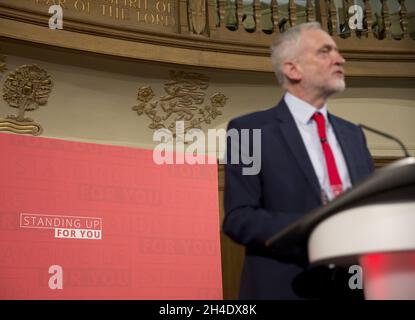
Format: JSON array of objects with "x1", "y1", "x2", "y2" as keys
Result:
[
  {"x1": 6, "y1": 0, "x2": 177, "y2": 29},
  {"x1": 102, "y1": 4, "x2": 127, "y2": 20},
  {"x1": 35, "y1": 0, "x2": 68, "y2": 9},
  {"x1": 156, "y1": 1, "x2": 171, "y2": 13},
  {"x1": 73, "y1": 0, "x2": 91, "y2": 13}
]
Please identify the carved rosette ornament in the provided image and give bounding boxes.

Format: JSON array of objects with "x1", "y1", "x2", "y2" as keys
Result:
[
  {"x1": 189, "y1": 0, "x2": 207, "y2": 34},
  {"x1": 132, "y1": 70, "x2": 228, "y2": 140},
  {"x1": 0, "y1": 65, "x2": 53, "y2": 136}
]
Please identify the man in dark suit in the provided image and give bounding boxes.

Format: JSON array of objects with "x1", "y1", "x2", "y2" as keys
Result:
[{"x1": 222, "y1": 22, "x2": 374, "y2": 299}]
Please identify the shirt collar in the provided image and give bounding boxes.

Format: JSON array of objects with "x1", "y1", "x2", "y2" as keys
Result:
[{"x1": 284, "y1": 92, "x2": 329, "y2": 125}]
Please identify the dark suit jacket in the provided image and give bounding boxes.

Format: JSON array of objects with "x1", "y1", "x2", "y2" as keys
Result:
[{"x1": 223, "y1": 99, "x2": 374, "y2": 299}]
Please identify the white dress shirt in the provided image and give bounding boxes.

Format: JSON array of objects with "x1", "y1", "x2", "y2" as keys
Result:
[{"x1": 284, "y1": 92, "x2": 352, "y2": 201}]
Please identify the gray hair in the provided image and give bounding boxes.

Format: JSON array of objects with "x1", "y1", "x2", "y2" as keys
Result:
[{"x1": 270, "y1": 22, "x2": 322, "y2": 87}]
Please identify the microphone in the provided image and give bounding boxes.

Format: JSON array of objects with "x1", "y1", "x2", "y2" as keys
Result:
[{"x1": 359, "y1": 124, "x2": 410, "y2": 158}]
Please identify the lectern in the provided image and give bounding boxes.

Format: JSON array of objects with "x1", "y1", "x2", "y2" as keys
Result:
[{"x1": 266, "y1": 157, "x2": 415, "y2": 299}]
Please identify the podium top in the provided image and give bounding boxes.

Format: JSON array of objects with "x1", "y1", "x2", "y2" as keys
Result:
[{"x1": 265, "y1": 157, "x2": 415, "y2": 251}]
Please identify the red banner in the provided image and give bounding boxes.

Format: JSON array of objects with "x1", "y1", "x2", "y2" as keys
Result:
[{"x1": 0, "y1": 133, "x2": 222, "y2": 299}]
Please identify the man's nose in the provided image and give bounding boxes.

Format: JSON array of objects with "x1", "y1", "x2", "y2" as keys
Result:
[{"x1": 334, "y1": 51, "x2": 346, "y2": 65}]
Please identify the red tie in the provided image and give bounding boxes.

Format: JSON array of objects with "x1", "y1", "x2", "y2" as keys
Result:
[{"x1": 312, "y1": 112, "x2": 343, "y2": 197}]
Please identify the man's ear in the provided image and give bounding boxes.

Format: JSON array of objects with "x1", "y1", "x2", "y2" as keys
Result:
[{"x1": 282, "y1": 60, "x2": 302, "y2": 82}]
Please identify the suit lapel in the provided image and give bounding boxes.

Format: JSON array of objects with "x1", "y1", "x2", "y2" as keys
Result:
[
  {"x1": 273, "y1": 101, "x2": 322, "y2": 202},
  {"x1": 329, "y1": 115, "x2": 359, "y2": 184}
]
